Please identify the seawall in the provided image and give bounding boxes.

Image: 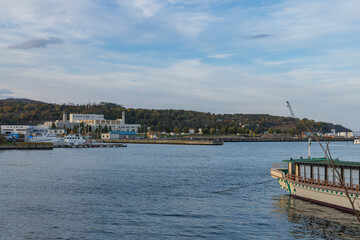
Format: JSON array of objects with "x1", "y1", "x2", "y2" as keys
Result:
[
  {"x1": 104, "y1": 139, "x2": 224, "y2": 145},
  {"x1": 0, "y1": 142, "x2": 54, "y2": 150}
]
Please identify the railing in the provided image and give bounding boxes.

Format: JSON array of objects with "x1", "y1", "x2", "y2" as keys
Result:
[
  {"x1": 272, "y1": 163, "x2": 288, "y2": 170},
  {"x1": 287, "y1": 174, "x2": 360, "y2": 193}
]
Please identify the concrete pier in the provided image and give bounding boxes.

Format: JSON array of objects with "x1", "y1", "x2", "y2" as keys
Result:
[
  {"x1": 183, "y1": 137, "x2": 355, "y2": 142},
  {"x1": 104, "y1": 139, "x2": 224, "y2": 145},
  {"x1": 0, "y1": 142, "x2": 53, "y2": 150}
]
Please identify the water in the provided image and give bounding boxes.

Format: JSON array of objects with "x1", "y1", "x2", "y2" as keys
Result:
[{"x1": 0, "y1": 142, "x2": 360, "y2": 239}]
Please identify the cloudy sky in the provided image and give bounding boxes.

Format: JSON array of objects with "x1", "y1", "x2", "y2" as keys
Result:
[{"x1": 1, "y1": 0, "x2": 360, "y2": 130}]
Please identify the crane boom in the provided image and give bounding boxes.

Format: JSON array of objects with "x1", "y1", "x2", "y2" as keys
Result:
[{"x1": 286, "y1": 101, "x2": 295, "y2": 118}]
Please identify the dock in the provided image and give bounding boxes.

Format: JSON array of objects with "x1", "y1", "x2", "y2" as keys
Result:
[
  {"x1": 0, "y1": 142, "x2": 53, "y2": 150},
  {"x1": 183, "y1": 137, "x2": 355, "y2": 142},
  {"x1": 104, "y1": 139, "x2": 224, "y2": 145}
]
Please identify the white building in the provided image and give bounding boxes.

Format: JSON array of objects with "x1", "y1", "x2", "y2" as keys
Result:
[
  {"x1": 44, "y1": 111, "x2": 141, "y2": 133},
  {"x1": 69, "y1": 114, "x2": 104, "y2": 122},
  {"x1": 102, "y1": 131, "x2": 138, "y2": 140},
  {"x1": 1, "y1": 125, "x2": 49, "y2": 135},
  {"x1": 1, "y1": 125, "x2": 31, "y2": 134},
  {"x1": 68, "y1": 111, "x2": 140, "y2": 132},
  {"x1": 48, "y1": 129, "x2": 66, "y2": 136},
  {"x1": 336, "y1": 132, "x2": 354, "y2": 138}
]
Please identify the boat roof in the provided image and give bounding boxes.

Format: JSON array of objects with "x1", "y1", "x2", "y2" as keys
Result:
[{"x1": 282, "y1": 158, "x2": 360, "y2": 167}]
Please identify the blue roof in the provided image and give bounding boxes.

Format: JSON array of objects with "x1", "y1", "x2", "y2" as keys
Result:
[{"x1": 110, "y1": 131, "x2": 137, "y2": 135}]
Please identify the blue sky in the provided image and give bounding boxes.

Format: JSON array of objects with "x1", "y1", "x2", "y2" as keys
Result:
[{"x1": 1, "y1": 0, "x2": 360, "y2": 130}]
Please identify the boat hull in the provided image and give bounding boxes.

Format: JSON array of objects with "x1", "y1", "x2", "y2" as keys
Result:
[{"x1": 272, "y1": 169, "x2": 360, "y2": 213}]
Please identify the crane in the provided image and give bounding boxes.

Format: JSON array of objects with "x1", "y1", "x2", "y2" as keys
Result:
[
  {"x1": 286, "y1": 101, "x2": 295, "y2": 118},
  {"x1": 286, "y1": 101, "x2": 312, "y2": 158}
]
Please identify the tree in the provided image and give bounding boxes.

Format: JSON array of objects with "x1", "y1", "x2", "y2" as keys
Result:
[
  {"x1": 165, "y1": 126, "x2": 171, "y2": 133},
  {"x1": 51, "y1": 122, "x2": 56, "y2": 129},
  {"x1": 228, "y1": 127, "x2": 236, "y2": 134},
  {"x1": 73, "y1": 125, "x2": 79, "y2": 134},
  {"x1": 173, "y1": 126, "x2": 181, "y2": 133},
  {"x1": 219, "y1": 127, "x2": 227, "y2": 134},
  {"x1": 0, "y1": 135, "x2": 6, "y2": 144},
  {"x1": 289, "y1": 128, "x2": 296, "y2": 135},
  {"x1": 202, "y1": 127, "x2": 209, "y2": 134},
  {"x1": 210, "y1": 127, "x2": 216, "y2": 135}
]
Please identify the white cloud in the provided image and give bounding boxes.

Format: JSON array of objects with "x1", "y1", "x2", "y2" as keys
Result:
[
  {"x1": 1, "y1": 0, "x2": 360, "y2": 129},
  {"x1": 125, "y1": 0, "x2": 163, "y2": 17},
  {"x1": 207, "y1": 53, "x2": 233, "y2": 59}
]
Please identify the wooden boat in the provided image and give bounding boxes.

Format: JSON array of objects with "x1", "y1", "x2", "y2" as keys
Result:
[{"x1": 271, "y1": 157, "x2": 360, "y2": 212}]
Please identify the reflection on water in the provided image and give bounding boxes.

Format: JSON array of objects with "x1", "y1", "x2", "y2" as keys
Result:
[{"x1": 272, "y1": 195, "x2": 360, "y2": 239}]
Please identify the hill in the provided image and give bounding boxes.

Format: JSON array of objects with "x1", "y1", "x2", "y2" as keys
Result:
[{"x1": 0, "y1": 98, "x2": 351, "y2": 134}]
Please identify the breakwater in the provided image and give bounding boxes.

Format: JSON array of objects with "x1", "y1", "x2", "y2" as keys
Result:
[
  {"x1": 104, "y1": 139, "x2": 224, "y2": 145},
  {"x1": 0, "y1": 142, "x2": 53, "y2": 150},
  {"x1": 183, "y1": 137, "x2": 355, "y2": 142}
]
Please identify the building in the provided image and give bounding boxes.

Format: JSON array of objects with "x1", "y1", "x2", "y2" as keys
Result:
[
  {"x1": 68, "y1": 111, "x2": 140, "y2": 133},
  {"x1": 44, "y1": 111, "x2": 141, "y2": 133},
  {"x1": 69, "y1": 114, "x2": 104, "y2": 122},
  {"x1": 1, "y1": 125, "x2": 30, "y2": 135},
  {"x1": 147, "y1": 131, "x2": 161, "y2": 139},
  {"x1": 102, "y1": 131, "x2": 138, "y2": 140},
  {"x1": 0, "y1": 125, "x2": 49, "y2": 135},
  {"x1": 336, "y1": 132, "x2": 354, "y2": 138},
  {"x1": 48, "y1": 129, "x2": 66, "y2": 136}
]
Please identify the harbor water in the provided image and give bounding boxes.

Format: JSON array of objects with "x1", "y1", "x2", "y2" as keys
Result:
[{"x1": 0, "y1": 142, "x2": 360, "y2": 239}]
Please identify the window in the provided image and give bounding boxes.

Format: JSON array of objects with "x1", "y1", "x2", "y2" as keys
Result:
[
  {"x1": 300, "y1": 165, "x2": 306, "y2": 177},
  {"x1": 305, "y1": 165, "x2": 311, "y2": 178},
  {"x1": 328, "y1": 167, "x2": 334, "y2": 182},
  {"x1": 313, "y1": 166, "x2": 319, "y2": 179},
  {"x1": 344, "y1": 169, "x2": 351, "y2": 184},
  {"x1": 319, "y1": 167, "x2": 325, "y2": 181},
  {"x1": 351, "y1": 169, "x2": 359, "y2": 185}
]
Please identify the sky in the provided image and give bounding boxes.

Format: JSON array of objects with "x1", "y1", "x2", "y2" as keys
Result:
[{"x1": 1, "y1": 0, "x2": 360, "y2": 130}]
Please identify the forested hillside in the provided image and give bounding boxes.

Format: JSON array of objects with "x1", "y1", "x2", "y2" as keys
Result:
[{"x1": 0, "y1": 98, "x2": 351, "y2": 134}]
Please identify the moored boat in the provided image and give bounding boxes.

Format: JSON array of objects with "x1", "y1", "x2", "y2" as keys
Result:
[
  {"x1": 354, "y1": 139, "x2": 360, "y2": 144},
  {"x1": 271, "y1": 157, "x2": 360, "y2": 212},
  {"x1": 30, "y1": 134, "x2": 64, "y2": 144},
  {"x1": 64, "y1": 134, "x2": 87, "y2": 146}
]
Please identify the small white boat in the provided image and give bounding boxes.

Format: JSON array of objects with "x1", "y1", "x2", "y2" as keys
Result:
[
  {"x1": 30, "y1": 134, "x2": 64, "y2": 144},
  {"x1": 354, "y1": 139, "x2": 360, "y2": 144},
  {"x1": 64, "y1": 134, "x2": 87, "y2": 146}
]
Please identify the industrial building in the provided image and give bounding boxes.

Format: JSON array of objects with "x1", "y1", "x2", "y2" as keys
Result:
[
  {"x1": 101, "y1": 131, "x2": 138, "y2": 140},
  {"x1": 44, "y1": 111, "x2": 141, "y2": 133}
]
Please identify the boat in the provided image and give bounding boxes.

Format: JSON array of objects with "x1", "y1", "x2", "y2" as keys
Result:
[
  {"x1": 354, "y1": 139, "x2": 360, "y2": 144},
  {"x1": 271, "y1": 157, "x2": 360, "y2": 212},
  {"x1": 64, "y1": 134, "x2": 87, "y2": 146},
  {"x1": 29, "y1": 134, "x2": 64, "y2": 144}
]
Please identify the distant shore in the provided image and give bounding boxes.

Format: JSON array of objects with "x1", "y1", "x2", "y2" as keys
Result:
[
  {"x1": 183, "y1": 136, "x2": 355, "y2": 142},
  {"x1": 105, "y1": 136, "x2": 354, "y2": 145},
  {"x1": 104, "y1": 139, "x2": 224, "y2": 145}
]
